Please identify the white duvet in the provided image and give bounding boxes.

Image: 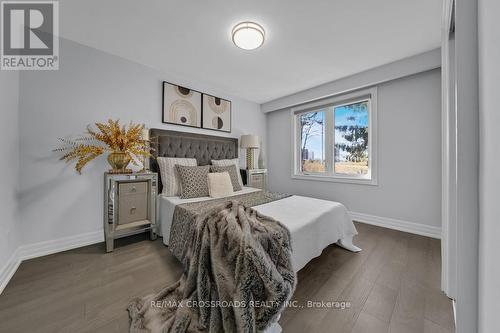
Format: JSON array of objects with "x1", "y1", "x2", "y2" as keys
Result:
[{"x1": 158, "y1": 187, "x2": 358, "y2": 272}]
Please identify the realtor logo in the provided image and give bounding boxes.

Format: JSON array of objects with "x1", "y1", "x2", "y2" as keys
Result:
[{"x1": 1, "y1": 1, "x2": 59, "y2": 70}]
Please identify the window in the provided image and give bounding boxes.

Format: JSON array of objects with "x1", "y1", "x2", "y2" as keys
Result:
[{"x1": 292, "y1": 88, "x2": 377, "y2": 185}]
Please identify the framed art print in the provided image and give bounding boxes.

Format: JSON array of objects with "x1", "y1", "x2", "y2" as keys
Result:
[
  {"x1": 162, "y1": 81, "x2": 202, "y2": 128},
  {"x1": 202, "y1": 94, "x2": 231, "y2": 132}
]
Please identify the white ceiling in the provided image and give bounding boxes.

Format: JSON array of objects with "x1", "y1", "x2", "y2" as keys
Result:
[{"x1": 60, "y1": 0, "x2": 441, "y2": 104}]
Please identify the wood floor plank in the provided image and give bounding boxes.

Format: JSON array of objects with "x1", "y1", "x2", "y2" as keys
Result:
[
  {"x1": 313, "y1": 274, "x2": 375, "y2": 333},
  {"x1": 424, "y1": 319, "x2": 454, "y2": 333},
  {"x1": 424, "y1": 288, "x2": 455, "y2": 331},
  {"x1": 351, "y1": 312, "x2": 390, "y2": 333},
  {"x1": 362, "y1": 283, "x2": 398, "y2": 323},
  {"x1": 388, "y1": 273, "x2": 427, "y2": 333},
  {"x1": 426, "y1": 239, "x2": 443, "y2": 290},
  {"x1": 280, "y1": 275, "x2": 351, "y2": 333}
]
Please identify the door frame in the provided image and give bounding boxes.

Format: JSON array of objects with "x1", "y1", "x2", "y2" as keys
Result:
[{"x1": 441, "y1": 0, "x2": 457, "y2": 299}]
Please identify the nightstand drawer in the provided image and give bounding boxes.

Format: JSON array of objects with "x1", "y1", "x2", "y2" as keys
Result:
[
  {"x1": 119, "y1": 181, "x2": 148, "y2": 196},
  {"x1": 118, "y1": 193, "x2": 148, "y2": 225},
  {"x1": 250, "y1": 174, "x2": 264, "y2": 182},
  {"x1": 249, "y1": 174, "x2": 266, "y2": 189}
]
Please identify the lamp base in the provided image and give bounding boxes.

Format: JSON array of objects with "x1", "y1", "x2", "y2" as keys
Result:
[{"x1": 246, "y1": 148, "x2": 254, "y2": 170}]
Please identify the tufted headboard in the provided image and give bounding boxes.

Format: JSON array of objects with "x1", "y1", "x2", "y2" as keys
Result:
[{"x1": 149, "y1": 128, "x2": 239, "y2": 192}]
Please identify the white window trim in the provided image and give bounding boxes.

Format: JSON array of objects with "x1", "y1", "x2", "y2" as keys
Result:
[{"x1": 290, "y1": 87, "x2": 378, "y2": 186}]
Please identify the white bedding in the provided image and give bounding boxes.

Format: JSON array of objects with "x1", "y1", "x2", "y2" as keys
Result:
[{"x1": 158, "y1": 187, "x2": 358, "y2": 272}]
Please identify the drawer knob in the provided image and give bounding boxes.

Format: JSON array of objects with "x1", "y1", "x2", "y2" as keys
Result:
[{"x1": 130, "y1": 207, "x2": 137, "y2": 214}]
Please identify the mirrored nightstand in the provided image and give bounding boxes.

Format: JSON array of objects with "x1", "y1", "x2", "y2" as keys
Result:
[
  {"x1": 103, "y1": 172, "x2": 157, "y2": 252},
  {"x1": 240, "y1": 169, "x2": 267, "y2": 190}
]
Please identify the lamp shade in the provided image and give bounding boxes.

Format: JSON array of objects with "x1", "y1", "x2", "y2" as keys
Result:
[{"x1": 240, "y1": 134, "x2": 259, "y2": 148}]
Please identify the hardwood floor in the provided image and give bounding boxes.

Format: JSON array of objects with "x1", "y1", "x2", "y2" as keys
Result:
[{"x1": 0, "y1": 223, "x2": 454, "y2": 333}]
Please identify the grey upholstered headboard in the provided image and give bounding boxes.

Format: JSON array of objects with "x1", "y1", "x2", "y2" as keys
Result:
[{"x1": 149, "y1": 128, "x2": 238, "y2": 192}]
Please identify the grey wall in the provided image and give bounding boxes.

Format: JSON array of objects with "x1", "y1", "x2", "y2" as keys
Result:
[
  {"x1": 18, "y1": 38, "x2": 265, "y2": 246},
  {"x1": 0, "y1": 71, "x2": 20, "y2": 276},
  {"x1": 478, "y1": 0, "x2": 500, "y2": 331},
  {"x1": 266, "y1": 69, "x2": 441, "y2": 227}
]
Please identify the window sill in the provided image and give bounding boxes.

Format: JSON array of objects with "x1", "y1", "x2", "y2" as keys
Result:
[{"x1": 291, "y1": 173, "x2": 378, "y2": 186}]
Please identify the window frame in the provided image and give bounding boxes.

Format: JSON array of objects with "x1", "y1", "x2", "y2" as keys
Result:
[{"x1": 291, "y1": 87, "x2": 378, "y2": 186}]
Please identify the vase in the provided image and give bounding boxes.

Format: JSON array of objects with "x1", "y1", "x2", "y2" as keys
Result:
[{"x1": 107, "y1": 151, "x2": 131, "y2": 173}]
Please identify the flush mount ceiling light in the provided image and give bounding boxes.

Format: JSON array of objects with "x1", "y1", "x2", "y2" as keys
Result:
[{"x1": 231, "y1": 21, "x2": 265, "y2": 50}]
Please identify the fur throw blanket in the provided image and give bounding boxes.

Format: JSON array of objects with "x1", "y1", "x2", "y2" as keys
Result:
[{"x1": 128, "y1": 200, "x2": 297, "y2": 333}]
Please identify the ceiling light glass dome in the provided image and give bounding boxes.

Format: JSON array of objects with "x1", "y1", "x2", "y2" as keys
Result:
[{"x1": 232, "y1": 22, "x2": 265, "y2": 50}]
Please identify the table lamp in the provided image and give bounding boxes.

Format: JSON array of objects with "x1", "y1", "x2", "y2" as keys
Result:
[{"x1": 240, "y1": 134, "x2": 259, "y2": 169}]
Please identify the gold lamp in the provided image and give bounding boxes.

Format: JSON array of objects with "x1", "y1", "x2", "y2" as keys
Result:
[
  {"x1": 140, "y1": 127, "x2": 150, "y2": 171},
  {"x1": 240, "y1": 134, "x2": 259, "y2": 170}
]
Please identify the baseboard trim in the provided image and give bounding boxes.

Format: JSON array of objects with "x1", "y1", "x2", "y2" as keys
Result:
[
  {"x1": 0, "y1": 231, "x2": 103, "y2": 294},
  {"x1": 0, "y1": 248, "x2": 21, "y2": 294},
  {"x1": 349, "y1": 211, "x2": 441, "y2": 239},
  {"x1": 18, "y1": 230, "x2": 103, "y2": 261}
]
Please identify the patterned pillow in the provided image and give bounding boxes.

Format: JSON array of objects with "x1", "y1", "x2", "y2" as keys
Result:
[
  {"x1": 157, "y1": 157, "x2": 197, "y2": 196},
  {"x1": 211, "y1": 158, "x2": 243, "y2": 187},
  {"x1": 210, "y1": 165, "x2": 242, "y2": 191},
  {"x1": 176, "y1": 165, "x2": 210, "y2": 199}
]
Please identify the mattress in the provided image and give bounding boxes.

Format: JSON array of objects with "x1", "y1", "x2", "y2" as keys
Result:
[{"x1": 158, "y1": 187, "x2": 357, "y2": 272}]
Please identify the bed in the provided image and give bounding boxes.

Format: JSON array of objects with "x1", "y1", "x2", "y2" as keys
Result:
[{"x1": 149, "y1": 128, "x2": 360, "y2": 333}]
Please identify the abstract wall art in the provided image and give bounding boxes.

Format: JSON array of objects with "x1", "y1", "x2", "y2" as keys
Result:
[
  {"x1": 202, "y1": 93, "x2": 231, "y2": 132},
  {"x1": 162, "y1": 81, "x2": 202, "y2": 128}
]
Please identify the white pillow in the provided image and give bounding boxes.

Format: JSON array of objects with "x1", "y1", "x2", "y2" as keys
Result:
[
  {"x1": 211, "y1": 158, "x2": 243, "y2": 187},
  {"x1": 207, "y1": 172, "x2": 234, "y2": 198},
  {"x1": 157, "y1": 157, "x2": 197, "y2": 196}
]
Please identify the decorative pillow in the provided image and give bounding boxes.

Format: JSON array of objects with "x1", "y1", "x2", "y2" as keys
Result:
[
  {"x1": 176, "y1": 165, "x2": 210, "y2": 199},
  {"x1": 211, "y1": 158, "x2": 243, "y2": 187},
  {"x1": 210, "y1": 165, "x2": 242, "y2": 192},
  {"x1": 157, "y1": 157, "x2": 197, "y2": 196},
  {"x1": 207, "y1": 172, "x2": 234, "y2": 198}
]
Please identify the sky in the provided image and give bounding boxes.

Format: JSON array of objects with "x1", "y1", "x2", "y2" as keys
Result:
[
  {"x1": 335, "y1": 103, "x2": 369, "y2": 127},
  {"x1": 302, "y1": 102, "x2": 368, "y2": 161}
]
